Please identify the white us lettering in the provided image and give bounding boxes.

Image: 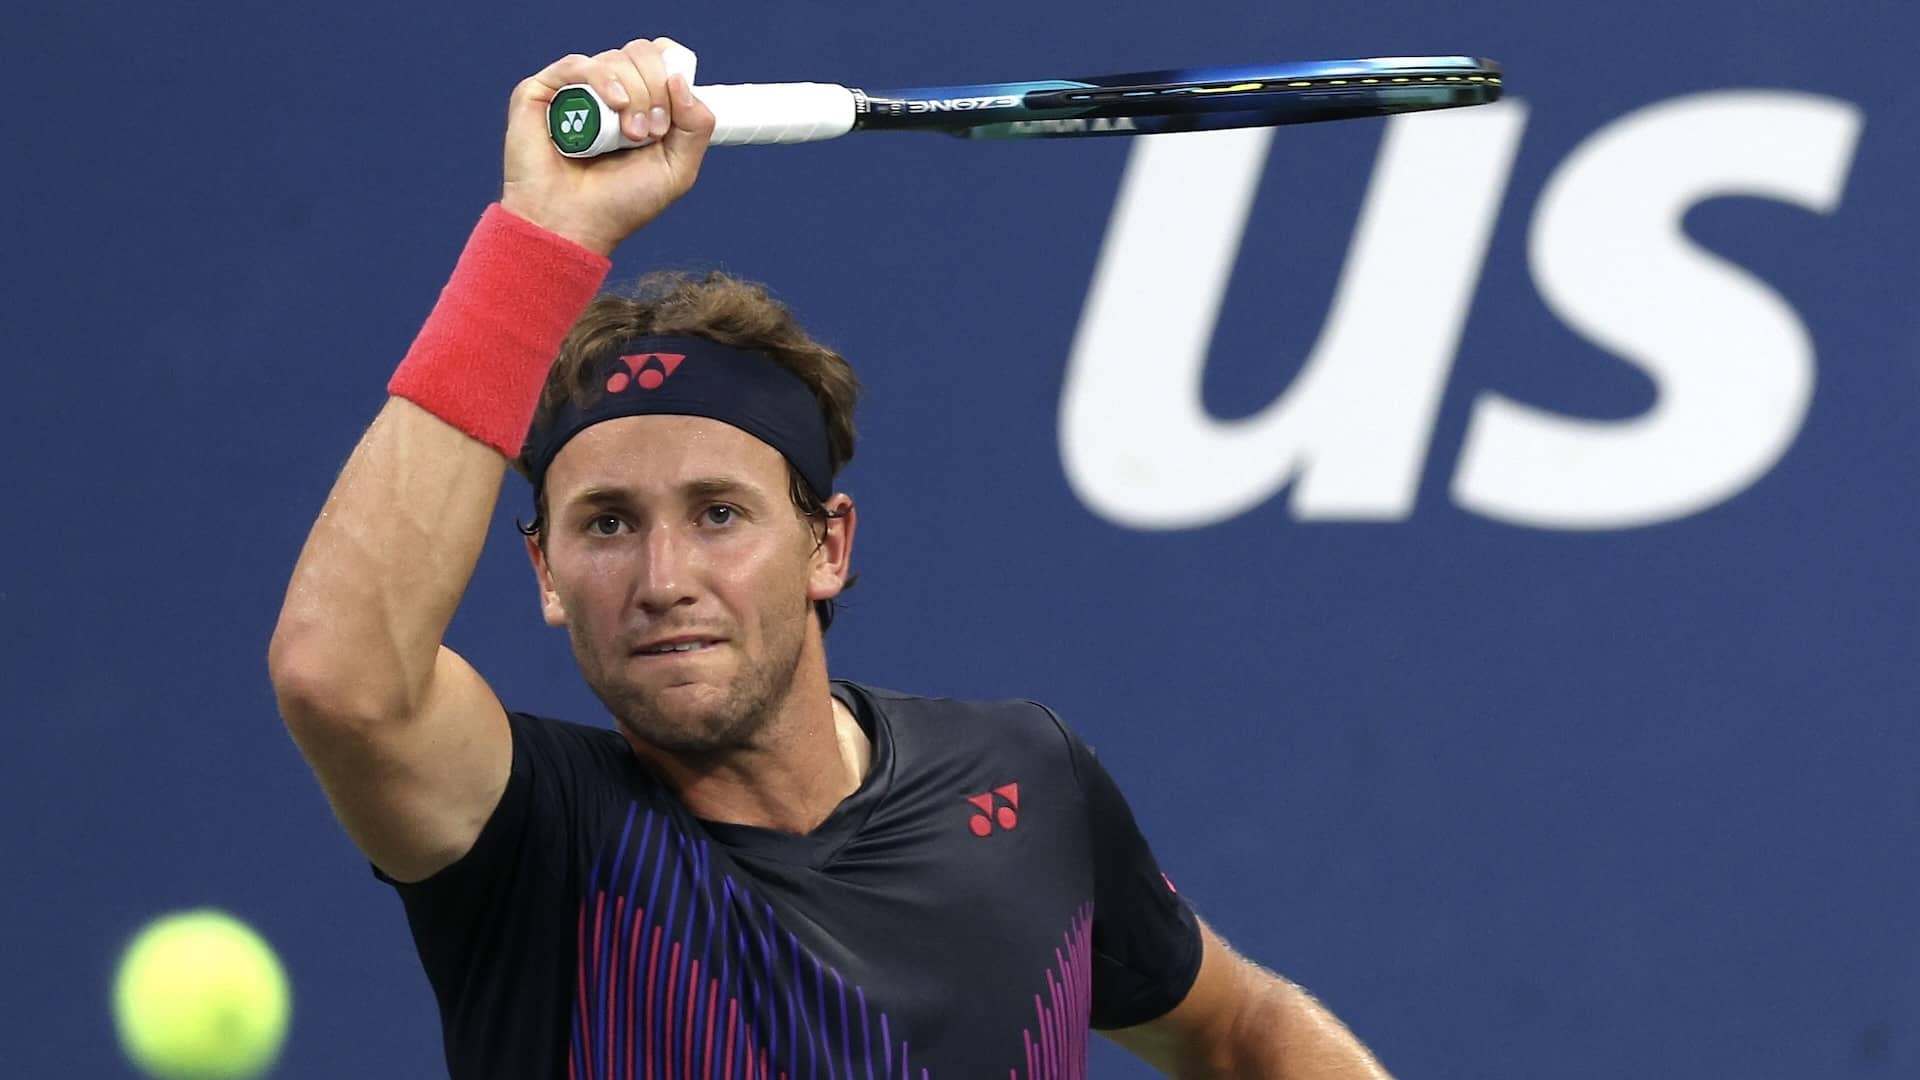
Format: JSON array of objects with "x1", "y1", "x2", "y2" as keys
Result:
[
  {"x1": 1060, "y1": 92, "x2": 1863, "y2": 531},
  {"x1": 1061, "y1": 103, "x2": 1526, "y2": 529},
  {"x1": 1455, "y1": 92, "x2": 1862, "y2": 528}
]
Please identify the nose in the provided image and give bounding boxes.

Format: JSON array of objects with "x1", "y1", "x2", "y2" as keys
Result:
[{"x1": 633, "y1": 522, "x2": 700, "y2": 614}]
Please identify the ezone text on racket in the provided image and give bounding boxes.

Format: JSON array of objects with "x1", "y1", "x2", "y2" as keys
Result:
[{"x1": 862, "y1": 94, "x2": 1024, "y2": 114}]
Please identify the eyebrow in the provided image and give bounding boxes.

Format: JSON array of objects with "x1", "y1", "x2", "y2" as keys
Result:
[{"x1": 566, "y1": 476, "x2": 767, "y2": 510}]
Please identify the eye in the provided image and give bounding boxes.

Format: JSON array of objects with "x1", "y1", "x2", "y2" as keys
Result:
[
  {"x1": 586, "y1": 514, "x2": 628, "y2": 536},
  {"x1": 702, "y1": 504, "x2": 737, "y2": 526}
]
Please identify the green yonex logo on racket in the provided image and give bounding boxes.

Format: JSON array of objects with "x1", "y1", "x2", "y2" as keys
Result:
[{"x1": 549, "y1": 88, "x2": 601, "y2": 153}]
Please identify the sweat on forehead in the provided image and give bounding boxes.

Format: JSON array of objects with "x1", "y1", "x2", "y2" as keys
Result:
[{"x1": 523, "y1": 334, "x2": 833, "y2": 501}]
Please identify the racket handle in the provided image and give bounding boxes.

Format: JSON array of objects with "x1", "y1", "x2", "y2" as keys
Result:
[
  {"x1": 699, "y1": 83, "x2": 859, "y2": 146},
  {"x1": 548, "y1": 81, "x2": 858, "y2": 156}
]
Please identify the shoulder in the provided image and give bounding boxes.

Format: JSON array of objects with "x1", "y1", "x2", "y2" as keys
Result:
[
  {"x1": 502, "y1": 710, "x2": 637, "y2": 781},
  {"x1": 838, "y1": 679, "x2": 1083, "y2": 774},
  {"x1": 506, "y1": 708, "x2": 627, "y2": 747},
  {"x1": 843, "y1": 679, "x2": 1069, "y2": 731}
]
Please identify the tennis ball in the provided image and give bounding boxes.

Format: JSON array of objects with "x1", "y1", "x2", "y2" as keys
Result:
[{"x1": 112, "y1": 909, "x2": 291, "y2": 1080}]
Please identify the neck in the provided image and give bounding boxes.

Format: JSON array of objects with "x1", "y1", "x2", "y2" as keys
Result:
[{"x1": 623, "y1": 659, "x2": 871, "y2": 834}]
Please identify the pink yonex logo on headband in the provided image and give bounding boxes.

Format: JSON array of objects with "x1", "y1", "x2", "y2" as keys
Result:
[
  {"x1": 605, "y1": 352, "x2": 687, "y2": 393},
  {"x1": 531, "y1": 335, "x2": 833, "y2": 502}
]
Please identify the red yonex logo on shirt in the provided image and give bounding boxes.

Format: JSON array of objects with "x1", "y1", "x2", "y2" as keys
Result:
[
  {"x1": 964, "y1": 783, "x2": 1020, "y2": 836},
  {"x1": 605, "y1": 352, "x2": 687, "y2": 393}
]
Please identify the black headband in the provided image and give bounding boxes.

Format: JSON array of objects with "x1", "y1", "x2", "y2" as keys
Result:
[{"x1": 524, "y1": 335, "x2": 834, "y2": 500}]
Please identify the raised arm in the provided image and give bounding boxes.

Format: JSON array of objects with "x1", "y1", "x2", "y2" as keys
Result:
[{"x1": 267, "y1": 39, "x2": 714, "y2": 882}]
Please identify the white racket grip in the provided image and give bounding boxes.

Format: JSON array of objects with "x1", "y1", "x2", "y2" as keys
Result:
[
  {"x1": 552, "y1": 80, "x2": 859, "y2": 156},
  {"x1": 698, "y1": 82, "x2": 859, "y2": 145}
]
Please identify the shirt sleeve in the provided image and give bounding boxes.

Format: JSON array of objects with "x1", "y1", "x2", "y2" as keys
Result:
[
  {"x1": 1051, "y1": 714, "x2": 1205, "y2": 1030},
  {"x1": 368, "y1": 712, "x2": 583, "y2": 1049}
]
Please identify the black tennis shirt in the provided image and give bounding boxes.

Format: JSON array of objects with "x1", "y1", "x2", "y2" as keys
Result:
[{"x1": 376, "y1": 681, "x2": 1203, "y2": 1079}]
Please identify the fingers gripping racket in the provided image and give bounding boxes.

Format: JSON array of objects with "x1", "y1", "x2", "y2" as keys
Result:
[{"x1": 548, "y1": 48, "x2": 1502, "y2": 155}]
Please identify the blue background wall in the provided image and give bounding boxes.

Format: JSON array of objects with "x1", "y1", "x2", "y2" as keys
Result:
[{"x1": 3, "y1": 1, "x2": 1914, "y2": 1076}]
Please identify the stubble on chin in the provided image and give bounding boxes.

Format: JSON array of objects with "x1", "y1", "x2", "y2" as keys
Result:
[
  {"x1": 570, "y1": 587, "x2": 816, "y2": 759},
  {"x1": 575, "y1": 639, "x2": 804, "y2": 760},
  {"x1": 617, "y1": 685, "x2": 771, "y2": 757}
]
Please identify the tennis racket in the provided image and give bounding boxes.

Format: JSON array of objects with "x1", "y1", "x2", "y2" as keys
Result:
[{"x1": 548, "y1": 50, "x2": 1502, "y2": 156}]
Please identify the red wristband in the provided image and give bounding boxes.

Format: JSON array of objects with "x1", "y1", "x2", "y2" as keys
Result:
[{"x1": 388, "y1": 204, "x2": 612, "y2": 458}]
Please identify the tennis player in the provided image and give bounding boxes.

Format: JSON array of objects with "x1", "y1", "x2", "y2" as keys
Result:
[{"x1": 271, "y1": 37, "x2": 1393, "y2": 1079}]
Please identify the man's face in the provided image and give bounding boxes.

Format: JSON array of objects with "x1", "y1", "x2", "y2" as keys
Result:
[{"x1": 530, "y1": 415, "x2": 847, "y2": 757}]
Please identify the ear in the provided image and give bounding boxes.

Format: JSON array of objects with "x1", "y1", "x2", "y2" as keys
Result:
[
  {"x1": 524, "y1": 532, "x2": 570, "y2": 627},
  {"x1": 806, "y1": 494, "x2": 857, "y2": 603}
]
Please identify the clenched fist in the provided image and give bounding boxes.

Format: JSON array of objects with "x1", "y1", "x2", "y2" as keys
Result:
[{"x1": 499, "y1": 37, "x2": 715, "y2": 256}]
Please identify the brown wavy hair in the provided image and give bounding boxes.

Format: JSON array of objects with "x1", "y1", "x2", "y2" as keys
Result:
[{"x1": 514, "y1": 271, "x2": 861, "y2": 632}]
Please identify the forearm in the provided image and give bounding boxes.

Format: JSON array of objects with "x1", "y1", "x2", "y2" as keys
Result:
[
  {"x1": 270, "y1": 207, "x2": 609, "y2": 722},
  {"x1": 270, "y1": 397, "x2": 507, "y2": 721}
]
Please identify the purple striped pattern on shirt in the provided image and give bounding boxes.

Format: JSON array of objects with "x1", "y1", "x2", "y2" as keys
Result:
[
  {"x1": 566, "y1": 804, "x2": 922, "y2": 1080},
  {"x1": 1015, "y1": 903, "x2": 1094, "y2": 1080}
]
